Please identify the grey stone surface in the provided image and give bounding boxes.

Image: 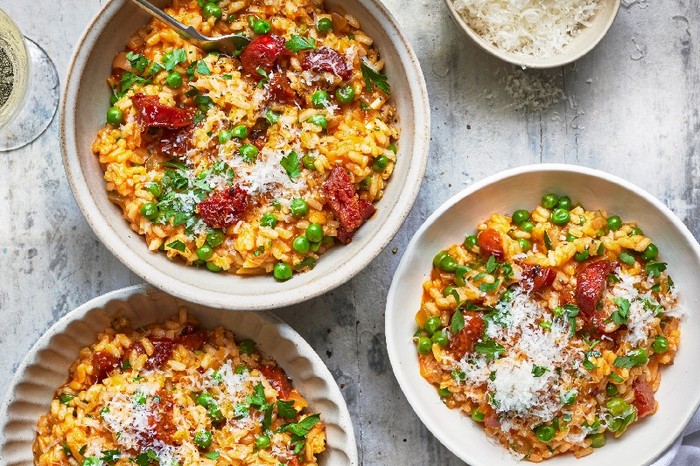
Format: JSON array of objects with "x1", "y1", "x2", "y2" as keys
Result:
[{"x1": 0, "y1": 0, "x2": 697, "y2": 464}]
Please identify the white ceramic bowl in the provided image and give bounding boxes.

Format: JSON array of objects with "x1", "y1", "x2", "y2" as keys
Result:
[
  {"x1": 386, "y1": 164, "x2": 700, "y2": 465},
  {"x1": 61, "y1": 0, "x2": 429, "y2": 310},
  {"x1": 444, "y1": 0, "x2": 621, "y2": 68},
  {"x1": 0, "y1": 285, "x2": 357, "y2": 465}
]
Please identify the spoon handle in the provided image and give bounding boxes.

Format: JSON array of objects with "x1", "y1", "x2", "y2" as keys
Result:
[{"x1": 129, "y1": 0, "x2": 205, "y2": 43}]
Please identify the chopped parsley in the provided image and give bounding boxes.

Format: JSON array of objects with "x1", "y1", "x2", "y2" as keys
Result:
[
  {"x1": 162, "y1": 48, "x2": 187, "y2": 71},
  {"x1": 531, "y1": 365, "x2": 548, "y2": 377},
  {"x1": 276, "y1": 400, "x2": 298, "y2": 419},
  {"x1": 474, "y1": 339, "x2": 505, "y2": 360},
  {"x1": 280, "y1": 150, "x2": 301, "y2": 180},
  {"x1": 285, "y1": 34, "x2": 317, "y2": 52},
  {"x1": 361, "y1": 59, "x2": 390, "y2": 94},
  {"x1": 610, "y1": 297, "x2": 630, "y2": 325},
  {"x1": 450, "y1": 310, "x2": 465, "y2": 334},
  {"x1": 165, "y1": 239, "x2": 187, "y2": 252}
]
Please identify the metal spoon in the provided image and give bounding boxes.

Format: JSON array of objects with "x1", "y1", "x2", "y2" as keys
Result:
[{"x1": 129, "y1": 0, "x2": 250, "y2": 55}]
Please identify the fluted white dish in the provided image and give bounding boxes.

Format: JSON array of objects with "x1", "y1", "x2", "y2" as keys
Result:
[
  {"x1": 386, "y1": 164, "x2": 700, "y2": 465},
  {"x1": 0, "y1": 284, "x2": 357, "y2": 465}
]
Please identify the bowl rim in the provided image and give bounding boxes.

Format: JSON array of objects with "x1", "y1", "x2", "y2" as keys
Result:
[
  {"x1": 0, "y1": 284, "x2": 359, "y2": 465},
  {"x1": 385, "y1": 162, "x2": 700, "y2": 465},
  {"x1": 442, "y1": 0, "x2": 622, "y2": 69},
  {"x1": 60, "y1": 0, "x2": 430, "y2": 310}
]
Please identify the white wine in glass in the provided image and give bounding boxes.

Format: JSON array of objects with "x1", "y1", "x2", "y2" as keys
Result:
[{"x1": 0, "y1": 9, "x2": 59, "y2": 151}]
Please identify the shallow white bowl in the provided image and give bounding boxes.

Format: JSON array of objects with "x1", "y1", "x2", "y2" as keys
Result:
[
  {"x1": 0, "y1": 285, "x2": 357, "y2": 465},
  {"x1": 386, "y1": 164, "x2": 700, "y2": 465},
  {"x1": 61, "y1": 0, "x2": 429, "y2": 310},
  {"x1": 444, "y1": 0, "x2": 621, "y2": 68}
]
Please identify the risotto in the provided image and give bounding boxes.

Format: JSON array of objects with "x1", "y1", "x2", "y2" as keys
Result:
[
  {"x1": 92, "y1": 0, "x2": 399, "y2": 280},
  {"x1": 414, "y1": 193, "x2": 680, "y2": 462},
  {"x1": 33, "y1": 310, "x2": 326, "y2": 465}
]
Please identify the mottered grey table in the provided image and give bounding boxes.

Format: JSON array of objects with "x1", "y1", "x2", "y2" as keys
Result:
[{"x1": 1, "y1": 0, "x2": 699, "y2": 464}]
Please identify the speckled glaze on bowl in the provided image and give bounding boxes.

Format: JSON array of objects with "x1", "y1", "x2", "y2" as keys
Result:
[
  {"x1": 0, "y1": 284, "x2": 358, "y2": 466},
  {"x1": 386, "y1": 164, "x2": 700, "y2": 466},
  {"x1": 61, "y1": 0, "x2": 429, "y2": 310},
  {"x1": 444, "y1": 0, "x2": 621, "y2": 68}
]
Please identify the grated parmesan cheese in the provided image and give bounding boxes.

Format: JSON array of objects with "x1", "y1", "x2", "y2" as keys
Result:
[{"x1": 452, "y1": 0, "x2": 601, "y2": 58}]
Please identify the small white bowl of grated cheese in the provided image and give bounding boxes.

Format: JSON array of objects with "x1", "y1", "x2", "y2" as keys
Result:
[{"x1": 445, "y1": 0, "x2": 621, "y2": 68}]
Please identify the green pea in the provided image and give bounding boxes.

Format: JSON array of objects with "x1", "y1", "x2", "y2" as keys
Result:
[
  {"x1": 194, "y1": 430, "x2": 213, "y2": 449},
  {"x1": 166, "y1": 71, "x2": 183, "y2": 89},
  {"x1": 147, "y1": 183, "x2": 162, "y2": 199},
  {"x1": 642, "y1": 243, "x2": 659, "y2": 260},
  {"x1": 541, "y1": 193, "x2": 559, "y2": 209},
  {"x1": 107, "y1": 106, "x2": 122, "y2": 126},
  {"x1": 608, "y1": 418, "x2": 623, "y2": 432},
  {"x1": 231, "y1": 124, "x2": 248, "y2": 139},
  {"x1": 206, "y1": 262, "x2": 222, "y2": 272},
  {"x1": 290, "y1": 198, "x2": 308, "y2": 217},
  {"x1": 196, "y1": 244, "x2": 214, "y2": 261},
  {"x1": 305, "y1": 223, "x2": 323, "y2": 243},
  {"x1": 431, "y1": 331, "x2": 448, "y2": 346},
  {"x1": 311, "y1": 90, "x2": 330, "y2": 108},
  {"x1": 307, "y1": 114, "x2": 327, "y2": 130},
  {"x1": 239, "y1": 339, "x2": 256, "y2": 354},
  {"x1": 551, "y1": 208, "x2": 570, "y2": 225},
  {"x1": 255, "y1": 434, "x2": 271, "y2": 449},
  {"x1": 336, "y1": 85, "x2": 355, "y2": 104},
  {"x1": 239, "y1": 144, "x2": 259, "y2": 162},
  {"x1": 557, "y1": 196, "x2": 572, "y2": 211},
  {"x1": 372, "y1": 155, "x2": 389, "y2": 172},
  {"x1": 521, "y1": 221, "x2": 535, "y2": 233},
  {"x1": 606, "y1": 397, "x2": 629, "y2": 417},
  {"x1": 293, "y1": 236, "x2": 310, "y2": 254},
  {"x1": 424, "y1": 316, "x2": 442, "y2": 334},
  {"x1": 471, "y1": 410, "x2": 485, "y2": 422},
  {"x1": 618, "y1": 251, "x2": 635, "y2": 266},
  {"x1": 273, "y1": 262, "x2": 293, "y2": 281},
  {"x1": 206, "y1": 230, "x2": 225, "y2": 247},
  {"x1": 140, "y1": 202, "x2": 158, "y2": 220},
  {"x1": 317, "y1": 17, "x2": 333, "y2": 33},
  {"x1": 253, "y1": 19, "x2": 271, "y2": 35},
  {"x1": 607, "y1": 215, "x2": 622, "y2": 231},
  {"x1": 464, "y1": 235, "x2": 478, "y2": 249},
  {"x1": 574, "y1": 250, "x2": 590, "y2": 262},
  {"x1": 628, "y1": 348, "x2": 648, "y2": 366},
  {"x1": 218, "y1": 129, "x2": 234, "y2": 144},
  {"x1": 388, "y1": 144, "x2": 397, "y2": 153},
  {"x1": 512, "y1": 209, "x2": 530, "y2": 225},
  {"x1": 438, "y1": 387, "x2": 452, "y2": 398},
  {"x1": 438, "y1": 255, "x2": 458, "y2": 273},
  {"x1": 442, "y1": 285, "x2": 456, "y2": 297},
  {"x1": 260, "y1": 213, "x2": 277, "y2": 228},
  {"x1": 517, "y1": 238, "x2": 531, "y2": 252},
  {"x1": 590, "y1": 432, "x2": 606, "y2": 448},
  {"x1": 652, "y1": 336, "x2": 669, "y2": 354},
  {"x1": 629, "y1": 227, "x2": 643, "y2": 236},
  {"x1": 416, "y1": 336, "x2": 432, "y2": 355},
  {"x1": 202, "y1": 2, "x2": 222, "y2": 19},
  {"x1": 535, "y1": 425, "x2": 555, "y2": 443},
  {"x1": 302, "y1": 154, "x2": 316, "y2": 170},
  {"x1": 566, "y1": 233, "x2": 577, "y2": 242},
  {"x1": 606, "y1": 383, "x2": 618, "y2": 397},
  {"x1": 433, "y1": 251, "x2": 448, "y2": 268}
]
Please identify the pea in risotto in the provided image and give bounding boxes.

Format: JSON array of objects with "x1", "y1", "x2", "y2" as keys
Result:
[
  {"x1": 92, "y1": 0, "x2": 399, "y2": 280},
  {"x1": 33, "y1": 310, "x2": 326, "y2": 465},
  {"x1": 414, "y1": 193, "x2": 680, "y2": 462}
]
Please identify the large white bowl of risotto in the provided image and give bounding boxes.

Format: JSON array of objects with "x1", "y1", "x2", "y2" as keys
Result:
[
  {"x1": 61, "y1": 0, "x2": 429, "y2": 310},
  {"x1": 386, "y1": 164, "x2": 700, "y2": 465}
]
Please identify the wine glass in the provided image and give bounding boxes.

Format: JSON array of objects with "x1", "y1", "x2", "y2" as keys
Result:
[{"x1": 0, "y1": 9, "x2": 59, "y2": 151}]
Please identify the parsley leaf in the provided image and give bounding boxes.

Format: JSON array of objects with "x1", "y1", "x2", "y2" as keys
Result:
[
  {"x1": 610, "y1": 297, "x2": 630, "y2": 325},
  {"x1": 119, "y1": 71, "x2": 149, "y2": 93},
  {"x1": 583, "y1": 350, "x2": 601, "y2": 370},
  {"x1": 125, "y1": 51, "x2": 150, "y2": 74},
  {"x1": 59, "y1": 393, "x2": 75, "y2": 405},
  {"x1": 196, "y1": 60, "x2": 211, "y2": 75},
  {"x1": 279, "y1": 414, "x2": 321, "y2": 437},
  {"x1": 645, "y1": 261, "x2": 667, "y2": 278},
  {"x1": 248, "y1": 382, "x2": 270, "y2": 411},
  {"x1": 82, "y1": 457, "x2": 101, "y2": 466},
  {"x1": 276, "y1": 400, "x2": 297, "y2": 419},
  {"x1": 166, "y1": 239, "x2": 187, "y2": 252},
  {"x1": 531, "y1": 365, "x2": 548, "y2": 377},
  {"x1": 162, "y1": 48, "x2": 187, "y2": 71},
  {"x1": 613, "y1": 355, "x2": 635, "y2": 369},
  {"x1": 544, "y1": 231, "x2": 552, "y2": 250},
  {"x1": 479, "y1": 279, "x2": 500, "y2": 292},
  {"x1": 294, "y1": 257, "x2": 317, "y2": 271},
  {"x1": 485, "y1": 255, "x2": 498, "y2": 273},
  {"x1": 101, "y1": 450, "x2": 121, "y2": 464},
  {"x1": 450, "y1": 310, "x2": 465, "y2": 334},
  {"x1": 474, "y1": 339, "x2": 505, "y2": 360},
  {"x1": 203, "y1": 452, "x2": 220, "y2": 460},
  {"x1": 361, "y1": 59, "x2": 390, "y2": 95},
  {"x1": 280, "y1": 150, "x2": 301, "y2": 180},
  {"x1": 285, "y1": 34, "x2": 317, "y2": 52}
]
